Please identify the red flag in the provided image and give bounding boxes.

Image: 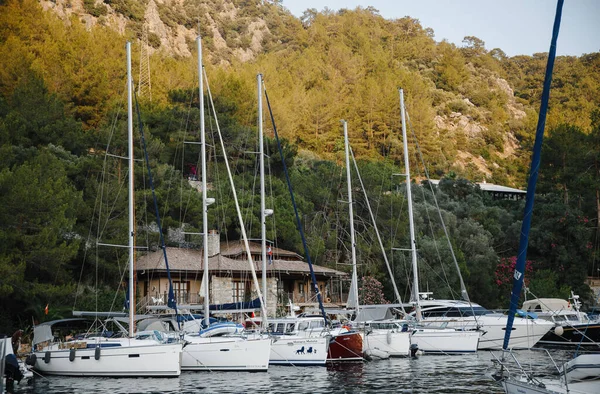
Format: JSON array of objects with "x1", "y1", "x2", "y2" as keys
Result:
[{"x1": 44, "y1": 304, "x2": 49, "y2": 315}]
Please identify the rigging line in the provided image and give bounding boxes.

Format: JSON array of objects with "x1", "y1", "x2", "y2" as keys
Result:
[
  {"x1": 75, "y1": 167, "x2": 103, "y2": 310},
  {"x1": 350, "y1": 147, "x2": 405, "y2": 309},
  {"x1": 134, "y1": 90, "x2": 179, "y2": 321},
  {"x1": 262, "y1": 81, "x2": 328, "y2": 324},
  {"x1": 137, "y1": 133, "x2": 151, "y2": 253},
  {"x1": 412, "y1": 158, "x2": 455, "y2": 299},
  {"x1": 404, "y1": 122, "x2": 457, "y2": 301},
  {"x1": 243, "y1": 148, "x2": 260, "y2": 239},
  {"x1": 87, "y1": 81, "x2": 128, "y2": 311},
  {"x1": 265, "y1": 135, "x2": 278, "y2": 254},
  {"x1": 405, "y1": 109, "x2": 472, "y2": 305},
  {"x1": 205, "y1": 94, "x2": 232, "y2": 243},
  {"x1": 179, "y1": 87, "x2": 200, "y2": 228},
  {"x1": 177, "y1": 86, "x2": 196, "y2": 225},
  {"x1": 204, "y1": 67, "x2": 269, "y2": 323}
]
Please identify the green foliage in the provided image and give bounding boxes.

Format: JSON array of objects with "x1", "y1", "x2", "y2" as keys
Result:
[
  {"x1": 84, "y1": 0, "x2": 107, "y2": 17},
  {"x1": 0, "y1": 0, "x2": 599, "y2": 332}
]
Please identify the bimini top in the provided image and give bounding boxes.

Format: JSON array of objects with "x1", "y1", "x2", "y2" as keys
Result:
[
  {"x1": 33, "y1": 318, "x2": 89, "y2": 345},
  {"x1": 522, "y1": 298, "x2": 570, "y2": 313}
]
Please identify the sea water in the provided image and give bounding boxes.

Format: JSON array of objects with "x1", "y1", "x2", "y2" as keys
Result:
[{"x1": 8, "y1": 350, "x2": 575, "y2": 393}]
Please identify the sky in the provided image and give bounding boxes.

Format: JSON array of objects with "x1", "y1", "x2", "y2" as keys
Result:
[{"x1": 282, "y1": 0, "x2": 599, "y2": 57}]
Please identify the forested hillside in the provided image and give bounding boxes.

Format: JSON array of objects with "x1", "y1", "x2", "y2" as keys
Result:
[{"x1": 0, "y1": 0, "x2": 599, "y2": 333}]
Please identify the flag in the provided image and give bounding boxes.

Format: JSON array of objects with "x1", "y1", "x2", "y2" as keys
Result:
[
  {"x1": 44, "y1": 304, "x2": 49, "y2": 315},
  {"x1": 123, "y1": 286, "x2": 130, "y2": 311},
  {"x1": 268, "y1": 245, "x2": 273, "y2": 265}
]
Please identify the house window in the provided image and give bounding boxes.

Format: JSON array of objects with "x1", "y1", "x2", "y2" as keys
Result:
[
  {"x1": 173, "y1": 281, "x2": 189, "y2": 303},
  {"x1": 298, "y1": 282, "x2": 304, "y2": 294},
  {"x1": 232, "y1": 281, "x2": 246, "y2": 303}
]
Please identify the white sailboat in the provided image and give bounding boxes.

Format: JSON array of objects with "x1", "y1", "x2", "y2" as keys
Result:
[
  {"x1": 178, "y1": 37, "x2": 271, "y2": 372},
  {"x1": 255, "y1": 74, "x2": 329, "y2": 366},
  {"x1": 29, "y1": 42, "x2": 182, "y2": 377},
  {"x1": 397, "y1": 88, "x2": 480, "y2": 354},
  {"x1": 341, "y1": 120, "x2": 412, "y2": 359}
]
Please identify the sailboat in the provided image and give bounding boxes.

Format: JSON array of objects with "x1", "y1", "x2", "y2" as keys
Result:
[
  {"x1": 396, "y1": 89, "x2": 553, "y2": 350},
  {"x1": 258, "y1": 81, "x2": 363, "y2": 363},
  {"x1": 280, "y1": 121, "x2": 364, "y2": 363},
  {"x1": 493, "y1": 1, "x2": 600, "y2": 392},
  {"x1": 341, "y1": 120, "x2": 412, "y2": 359},
  {"x1": 177, "y1": 36, "x2": 271, "y2": 372},
  {"x1": 254, "y1": 74, "x2": 329, "y2": 366},
  {"x1": 396, "y1": 89, "x2": 481, "y2": 354},
  {"x1": 28, "y1": 42, "x2": 182, "y2": 377}
]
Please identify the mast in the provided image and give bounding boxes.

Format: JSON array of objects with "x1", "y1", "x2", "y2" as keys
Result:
[
  {"x1": 262, "y1": 85, "x2": 327, "y2": 323},
  {"x1": 350, "y1": 149, "x2": 404, "y2": 311},
  {"x1": 342, "y1": 120, "x2": 359, "y2": 315},
  {"x1": 258, "y1": 74, "x2": 267, "y2": 310},
  {"x1": 203, "y1": 68, "x2": 269, "y2": 326},
  {"x1": 502, "y1": 0, "x2": 563, "y2": 350},
  {"x1": 197, "y1": 36, "x2": 210, "y2": 327},
  {"x1": 126, "y1": 42, "x2": 135, "y2": 337},
  {"x1": 399, "y1": 88, "x2": 421, "y2": 321}
]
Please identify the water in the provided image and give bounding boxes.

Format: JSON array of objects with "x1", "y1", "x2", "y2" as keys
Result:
[{"x1": 9, "y1": 350, "x2": 577, "y2": 394}]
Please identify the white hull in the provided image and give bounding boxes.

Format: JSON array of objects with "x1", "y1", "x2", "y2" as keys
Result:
[
  {"x1": 563, "y1": 354, "x2": 600, "y2": 382},
  {"x1": 182, "y1": 335, "x2": 270, "y2": 371},
  {"x1": 503, "y1": 377, "x2": 599, "y2": 394},
  {"x1": 33, "y1": 339, "x2": 181, "y2": 377},
  {"x1": 411, "y1": 328, "x2": 480, "y2": 354},
  {"x1": 269, "y1": 335, "x2": 328, "y2": 366},
  {"x1": 422, "y1": 315, "x2": 553, "y2": 349},
  {"x1": 363, "y1": 330, "x2": 411, "y2": 357}
]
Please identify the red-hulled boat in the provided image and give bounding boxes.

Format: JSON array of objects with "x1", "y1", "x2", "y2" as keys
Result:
[{"x1": 327, "y1": 329, "x2": 363, "y2": 362}]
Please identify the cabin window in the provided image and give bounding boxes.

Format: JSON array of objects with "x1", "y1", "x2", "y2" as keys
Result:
[
  {"x1": 309, "y1": 320, "x2": 324, "y2": 329},
  {"x1": 286, "y1": 323, "x2": 295, "y2": 333},
  {"x1": 276, "y1": 323, "x2": 285, "y2": 333},
  {"x1": 298, "y1": 322, "x2": 309, "y2": 331}
]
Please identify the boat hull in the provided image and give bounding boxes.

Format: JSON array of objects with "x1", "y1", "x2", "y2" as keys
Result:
[
  {"x1": 411, "y1": 328, "x2": 480, "y2": 354},
  {"x1": 327, "y1": 331, "x2": 363, "y2": 362},
  {"x1": 421, "y1": 315, "x2": 553, "y2": 349},
  {"x1": 563, "y1": 354, "x2": 600, "y2": 382},
  {"x1": 182, "y1": 335, "x2": 270, "y2": 371},
  {"x1": 536, "y1": 324, "x2": 600, "y2": 348},
  {"x1": 502, "y1": 378, "x2": 561, "y2": 394},
  {"x1": 269, "y1": 336, "x2": 328, "y2": 366},
  {"x1": 33, "y1": 340, "x2": 182, "y2": 377},
  {"x1": 363, "y1": 330, "x2": 411, "y2": 357}
]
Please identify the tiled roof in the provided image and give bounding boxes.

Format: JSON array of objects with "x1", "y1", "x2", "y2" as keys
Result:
[
  {"x1": 136, "y1": 246, "x2": 347, "y2": 277},
  {"x1": 220, "y1": 241, "x2": 302, "y2": 260}
]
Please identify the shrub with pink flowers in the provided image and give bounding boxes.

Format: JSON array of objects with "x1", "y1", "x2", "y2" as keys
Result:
[
  {"x1": 359, "y1": 276, "x2": 389, "y2": 305},
  {"x1": 495, "y1": 256, "x2": 534, "y2": 288}
]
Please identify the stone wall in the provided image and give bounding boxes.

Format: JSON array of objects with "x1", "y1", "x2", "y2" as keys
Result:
[{"x1": 211, "y1": 276, "x2": 231, "y2": 305}]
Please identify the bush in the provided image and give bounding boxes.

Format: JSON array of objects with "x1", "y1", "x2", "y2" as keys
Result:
[
  {"x1": 447, "y1": 99, "x2": 469, "y2": 114},
  {"x1": 84, "y1": 0, "x2": 107, "y2": 17}
]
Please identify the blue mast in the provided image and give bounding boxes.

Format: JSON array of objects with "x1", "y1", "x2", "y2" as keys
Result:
[{"x1": 502, "y1": 0, "x2": 564, "y2": 350}]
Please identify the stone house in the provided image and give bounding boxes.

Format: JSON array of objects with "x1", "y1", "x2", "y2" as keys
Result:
[{"x1": 135, "y1": 231, "x2": 349, "y2": 316}]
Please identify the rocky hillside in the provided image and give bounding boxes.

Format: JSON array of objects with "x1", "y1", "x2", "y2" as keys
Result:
[
  {"x1": 15, "y1": 1, "x2": 599, "y2": 185},
  {"x1": 40, "y1": 0, "x2": 297, "y2": 62}
]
